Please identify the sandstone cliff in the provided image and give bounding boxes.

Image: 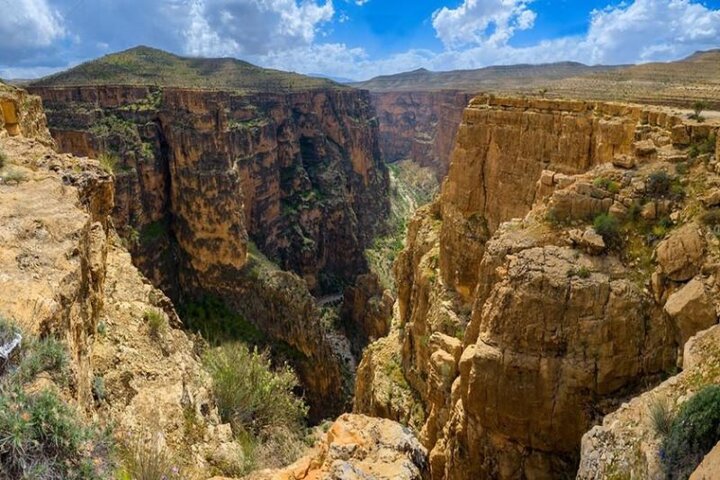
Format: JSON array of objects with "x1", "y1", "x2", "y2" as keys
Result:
[
  {"x1": 371, "y1": 91, "x2": 473, "y2": 179},
  {"x1": 29, "y1": 83, "x2": 390, "y2": 418},
  {"x1": 0, "y1": 85, "x2": 241, "y2": 477},
  {"x1": 356, "y1": 96, "x2": 720, "y2": 478}
]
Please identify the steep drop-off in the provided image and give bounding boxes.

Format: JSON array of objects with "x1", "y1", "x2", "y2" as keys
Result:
[
  {"x1": 370, "y1": 91, "x2": 473, "y2": 179},
  {"x1": 356, "y1": 96, "x2": 720, "y2": 478},
  {"x1": 29, "y1": 48, "x2": 390, "y2": 419}
]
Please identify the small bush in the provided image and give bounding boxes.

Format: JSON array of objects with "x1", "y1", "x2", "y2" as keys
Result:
[
  {"x1": 2, "y1": 169, "x2": 27, "y2": 185},
  {"x1": 646, "y1": 171, "x2": 672, "y2": 198},
  {"x1": 0, "y1": 148, "x2": 6, "y2": 169},
  {"x1": 662, "y1": 385, "x2": 720, "y2": 479},
  {"x1": 144, "y1": 309, "x2": 166, "y2": 339},
  {"x1": 593, "y1": 177, "x2": 620, "y2": 194},
  {"x1": 702, "y1": 209, "x2": 720, "y2": 227},
  {"x1": 204, "y1": 343, "x2": 307, "y2": 436},
  {"x1": 690, "y1": 101, "x2": 708, "y2": 122},
  {"x1": 649, "y1": 397, "x2": 674, "y2": 437},
  {"x1": 98, "y1": 153, "x2": 118, "y2": 174},
  {"x1": 0, "y1": 319, "x2": 112, "y2": 479},
  {"x1": 117, "y1": 436, "x2": 182, "y2": 480},
  {"x1": 567, "y1": 266, "x2": 591, "y2": 279},
  {"x1": 593, "y1": 214, "x2": 621, "y2": 245},
  {"x1": 92, "y1": 375, "x2": 105, "y2": 402}
]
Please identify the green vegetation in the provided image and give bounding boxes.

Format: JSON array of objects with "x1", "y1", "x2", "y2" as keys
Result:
[
  {"x1": 593, "y1": 176, "x2": 620, "y2": 194},
  {"x1": 593, "y1": 213, "x2": 621, "y2": 245},
  {"x1": 143, "y1": 309, "x2": 167, "y2": 339},
  {"x1": 688, "y1": 134, "x2": 716, "y2": 159},
  {"x1": 701, "y1": 209, "x2": 720, "y2": 229},
  {"x1": 32, "y1": 46, "x2": 341, "y2": 93},
  {"x1": 116, "y1": 438, "x2": 182, "y2": 480},
  {"x1": 0, "y1": 317, "x2": 113, "y2": 479},
  {"x1": 690, "y1": 101, "x2": 708, "y2": 122},
  {"x1": 2, "y1": 169, "x2": 27, "y2": 185},
  {"x1": 646, "y1": 171, "x2": 672, "y2": 198},
  {"x1": 98, "y1": 152, "x2": 119, "y2": 174},
  {"x1": 649, "y1": 397, "x2": 674, "y2": 437},
  {"x1": 203, "y1": 343, "x2": 308, "y2": 474},
  {"x1": 92, "y1": 375, "x2": 105, "y2": 402},
  {"x1": 366, "y1": 160, "x2": 439, "y2": 289},
  {"x1": 0, "y1": 148, "x2": 6, "y2": 169},
  {"x1": 662, "y1": 385, "x2": 720, "y2": 479},
  {"x1": 567, "y1": 266, "x2": 591, "y2": 279},
  {"x1": 180, "y1": 296, "x2": 265, "y2": 346},
  {"x1": 140, "y1": 221, "x2": 167, "y2": 243}
]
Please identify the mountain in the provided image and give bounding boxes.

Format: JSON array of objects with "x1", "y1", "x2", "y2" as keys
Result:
[
  {"x1": 31, "y1": 45, "x2": 343, "y2": 91},
  {"x1": 352, "y1": 62, "x2": 620, "y2": 92},
  {"x1": 354, "y1": 50, "x2": 720, "y2": 108}
]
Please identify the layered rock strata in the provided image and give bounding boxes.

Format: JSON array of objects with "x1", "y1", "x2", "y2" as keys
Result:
[
  {"x1": 356, "y1": 96, "x2": 720, "y2": 478},
  {"x1": 371, "y1": 91, "x2": 473, "y2": 179},
  {"x1": 30, "y1": 84, "x2": 391, "y2": 418}
]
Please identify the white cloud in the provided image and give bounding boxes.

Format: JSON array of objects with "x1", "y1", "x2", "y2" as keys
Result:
[
  {"x1": 431, "y1": 0, "x2": 536, "y2": 49},
  {"x1": 186, "y1": 0, "x2": 334, "y2": 57},
  {"x1": 0, "y1": 0, "x2": 66, "y2": 63}
]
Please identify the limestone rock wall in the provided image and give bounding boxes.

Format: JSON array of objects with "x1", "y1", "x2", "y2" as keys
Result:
[
  {"x1": 30, "y1": 85, "x2": 391, "y2": 418},
  {"x1": 356, "y1": 97, "x2": 720, "y2": 479},
  {"x1": 371, "y1": 91, "x2": 473, "y2": 179},
  {"x1": 0, "y1": 88, "x2": 240, "y2": 477}
]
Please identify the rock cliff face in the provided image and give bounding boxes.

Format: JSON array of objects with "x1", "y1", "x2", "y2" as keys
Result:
[
  {"x1": 0, "y1": 86, "x2": 241, "y2": 477},
  {"x1": 356, "y1": 96, "x2": 720, "y2": 478},
  {"x1": 30, "y1": 84, "x2": 390, "y2": 418},
  {"x1": 371, "y1": 91, "x2": 473, "y2": 179}
]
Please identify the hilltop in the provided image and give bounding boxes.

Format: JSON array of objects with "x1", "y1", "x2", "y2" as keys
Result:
[
  {"x1": 30, "y1": 46, "x2": 343, "y2": 92},
  {"x1": 354, "y1": 49, "x2": 720, "y2": 108},
  {"x1": 352, "y1": 62, "x2": 619, "y2": 92}
]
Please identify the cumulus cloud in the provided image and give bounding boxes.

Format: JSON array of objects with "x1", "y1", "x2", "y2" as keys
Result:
[
  {"x1": 431, "y1": 0, "x2": 536, "y2": 49},
  {"x1": 1, "y1": 0, "x2": 720, "y2": 81},
  {"x1": 186, "y1": 0, "x2": 334, "y2": 57},
  {"x1": 0, "y1": 0, "x2": 67, "y2": 64}
]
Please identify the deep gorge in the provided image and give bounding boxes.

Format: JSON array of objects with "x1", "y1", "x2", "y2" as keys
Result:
[{"x1": 10, "y1": 62, "x2": 720, "y2": 479}]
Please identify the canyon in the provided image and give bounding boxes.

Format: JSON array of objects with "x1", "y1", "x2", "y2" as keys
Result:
[{"x1": 4, "y1": 46, "x2": 720, "y2": 480}]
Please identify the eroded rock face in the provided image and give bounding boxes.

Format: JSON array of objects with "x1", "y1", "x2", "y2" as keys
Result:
[
  {"x1": 371, "y1": 91, "x2": 473, "y2": 179},
  {"x1": 245, "y1": 414, "x2": 429, "y2": 480},
  {"x1": 356, "y1": 97, "x2": 717, "y2": 479},
  {"x1": 0, "y1": 90, "x2": 238, "y2": 477},
  {"x1": 439, "y1": 96, "x2": 680, "y2": 298},
  {"x1": 31, "y1": 85, "x2": 390, "y2": 417}
]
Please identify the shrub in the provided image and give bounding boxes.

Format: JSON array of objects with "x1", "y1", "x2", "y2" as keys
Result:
[
  {"x1": 98, "y1": 153, "x2": 118, "y2": 174},
  {"x1": 203, "y1": 343, "x2": 307, "y2": 436},
  {"x1": 117, "y1": 436, "x2": 181, "y2": 480},
  {"x1": 649, "y1": 397, "x2": 674, "y2": 437},
  {"x1": 144, "y1": 309, "x2": 166, "y2": 339},
  {"x1": 2, "y1": 169, "x2": 27, "y2": 185},
  {"x1": 567, "y1": 266, "x2": 591, "y2": 279},
  {"x1": 0, "y1": 319, "x2": 112, "y2": 479},
  {"x1": 646, "y1": 171, "x2": 672, "y2": 198},
  {"x1": 662, "y1": 385, "x2": 720, "y2": 479},
  {"x1": 691, "y1": 101, "x2": 708, "y2": 122},
  {"x1": 702, "y1": 209, "x2": 720, "y2": 227},
  {"x1": 593, "y1": 177, "x2": 620, "y2": 194},
  {"x1": 593, "y1": 214, "x2": 621, "y2": 245},
  {"x1": 92, "y1": 375, "x2": 105, "y2": 402},
  {"x1": 0, "y1": 148, "x2": 6, "y2": 169}
]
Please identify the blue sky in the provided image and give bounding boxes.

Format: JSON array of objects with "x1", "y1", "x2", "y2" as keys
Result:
[{"x1": 1, "y1": 0, "x2": 720, "y2": 80}]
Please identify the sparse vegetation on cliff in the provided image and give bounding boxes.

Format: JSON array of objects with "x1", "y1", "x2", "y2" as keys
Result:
[
  {"x1": 203, "y1": 343, "x2": 308, "y2": 473},
  {"x1": 662, "y1": 385, "x2": 720, "y2": 479},
  {"x1": 0, "y1": 318, "x2": 114, "y2": 479}
]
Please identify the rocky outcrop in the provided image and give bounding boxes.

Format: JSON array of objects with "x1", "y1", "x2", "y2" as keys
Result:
[
  {"x1": 30, "y1": 84, "x2": 390, "y2": 417},
  {"x1": 371, "y1": 91, "x2": 473, "y2": 179},
  {"x1": 0, "y1": 89, "x2": 239, "y2": 477},
  {"x1": 245, "y1": 414, "x2": 429, "y2": 480},
  {"x1": 356, "y1": 97, "x2": 720, "y2": 479}
]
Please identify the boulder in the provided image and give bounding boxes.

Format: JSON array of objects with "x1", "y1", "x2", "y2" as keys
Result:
[
  {"x1": 690, "y1": 442, "x2": 720, "y2": 480},
  {"x1": 612, "y1": 154, "x2": 636, "y2": 169},
  {"x1": 664, "y1": 279, "x2": 717, "y2": 346},
  {"x1": 656, "y1": 223, "x2": 706, "y2": 282}
]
